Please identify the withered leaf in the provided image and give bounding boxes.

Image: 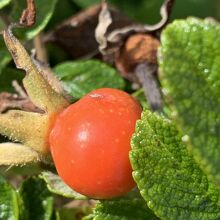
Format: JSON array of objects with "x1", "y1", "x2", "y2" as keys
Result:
[
  {"x1": 44, "y1": 4, "x2": 135, "y2": 59},
  {"x1": 19, "y1": 0, "x2": 36, "y2": 27},
  {"x1": 95, "y1": 0, "x2": 175, "y2": 60}
]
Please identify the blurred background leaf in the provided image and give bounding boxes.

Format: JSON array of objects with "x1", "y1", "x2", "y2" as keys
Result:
[
  {"x1": 0, "y1": 68, "x2": 23, "y2": 92},
  {"x1": 0, "y1": 40, "x2": 11, "y2": 75},
  {"x1": 72, "y1": 0, "x2": 220, "y2": 23},
  {"x1": 0, "y1": 0, "x2": 11, "y2": 9},
  {"x1": 53, "y1": 59, "x2": 125, "y2": 99}
]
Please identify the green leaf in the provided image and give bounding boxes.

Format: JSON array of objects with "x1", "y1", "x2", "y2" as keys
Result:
[
  {"x1": 19, "y1": 177, "x2": 54, "y2": 220},
  {"x1": 159, "y1": 18, "x2": 220, "y2": 184},
  {"x1": 130, "y1": 110, "x2": 220, "y2": 220},
  {"x1": 0, "y1": 174, "x2": 19, "y2": 220},
  {"x1": 0, "y1": 68, "x2": 23, "y2": 92},
  {"x1": 92, "y1": 192, "x2": 159, "y2": 220},
  {"x1": 40, "y1": 171, "x2": 87, "y2": 199},
  {"x1": 73, "y1": 0, "x2": 220, "y2": 24},
  {"x1": 0, "y1": 40, "x2": 11, "y2": 75},
  {"x1": 0, "y1": 0, "x2": 11, "y2": 9},
  {"x1": 53, "y1": 60, "x2": 125, "y2": 99},
  {"x1": 10, "y1": 0, "x2": 57, "y2": 39},
  {"x1": 45, "y1": 0, "x2": 78, "y2": 31}
]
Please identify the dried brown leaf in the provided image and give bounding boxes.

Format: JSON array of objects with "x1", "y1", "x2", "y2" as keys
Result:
[
  {"x1": 95, "y1": 0, "x2": 175, "y2": 60},
  {"x1": 44, "y1": 4, "x2": 134, "y2": 59},
  {"x1": 19, "y1": 0, "x2": 36, "y2": 27}
]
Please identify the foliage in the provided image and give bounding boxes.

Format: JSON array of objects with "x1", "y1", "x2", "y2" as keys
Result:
[
  {"x1": 130, "y1": 110, "x2": 220, "y2": 220},
  {"x1": 0, "y1": 0, "x2": 220, "y2": 220},
  {"x1": 159, "y1": 18, "x2": 220, "y2": 184},
  {"x1": 53, "y1": 60, "x2": 125, "y2": 99}
]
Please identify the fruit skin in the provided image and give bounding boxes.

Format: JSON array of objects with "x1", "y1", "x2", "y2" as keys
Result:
[{"x1": 49, "y1": 88, "x2": 142, "y2": 199}]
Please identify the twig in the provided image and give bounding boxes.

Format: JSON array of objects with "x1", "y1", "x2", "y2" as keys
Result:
[
  {"x1": 33, "y1": 33, "x2": 48, "y2": 63},
  {"x1": 12, "y1": 80, "x2": 28, "y2": 98},
  {"x1": 0, "y1": 92, "x2": 42, "y2": 113},
  {"x1": 134, "y1": 63, "x2": 162, "y2": 111}
]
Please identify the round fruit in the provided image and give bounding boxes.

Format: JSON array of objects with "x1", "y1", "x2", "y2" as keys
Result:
[{"x1": 49, "y1": 88, "x2": 142, "y2": 199}]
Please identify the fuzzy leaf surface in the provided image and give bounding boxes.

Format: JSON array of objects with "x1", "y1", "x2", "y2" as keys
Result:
[
  {"x1": 159, "y1": 18, "x2": 220, "y2": 184},
  {"x1": 130, "y1": 110, "x2": 220, "y2": 220},
  {"x1": 92, "y1": 192, "x2": 159, "y2": 220},
  {"x1": 53, "y1": 60, "x2": 125, "y2": 99}
]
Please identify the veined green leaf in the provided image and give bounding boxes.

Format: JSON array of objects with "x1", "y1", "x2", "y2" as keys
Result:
[
  {"x1": 10, "y1": 0, "x2": 57, "y2": 39},
  {"x1": 0, "y1": 175, "x2": 19, "y2": 220},
  {"x1": 40, "y1": 171, "x2": 87, "y2": 200},
  {"x1": 92, "y1": 191, "x2": 159, "y2": 220},
  {"x1": 53, "y1": 60, "x2": 125, "y2": 99},
  {"x1": 159, "y1": 18, "x2": 220, "y2": 184},
  {"x1": 19, "y1": 177, "x2": 54, "y2": 220},
  {"x1": 130, "y1": 110, "x2": 220, "y2": 220}
]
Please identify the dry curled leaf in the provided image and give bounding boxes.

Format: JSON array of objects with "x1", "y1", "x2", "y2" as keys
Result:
[
  {"x1": 44, "y1": 4, "x2": 134, "y2": 59},
  {"x1": 95, "y1": 0, "x2": 175, "y2": 61},
  {"x1": 19, "y1": 0, "x2": 36, "y2": 27}
]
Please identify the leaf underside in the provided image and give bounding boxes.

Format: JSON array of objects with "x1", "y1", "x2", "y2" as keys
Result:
[{"x1": 40, "y1": 171, "x2": 87, "y2": 200}]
